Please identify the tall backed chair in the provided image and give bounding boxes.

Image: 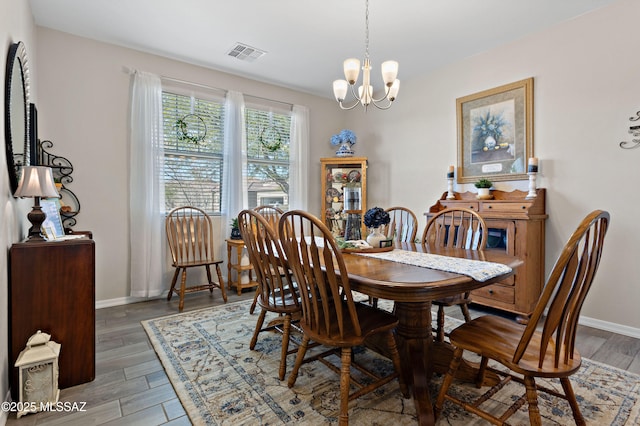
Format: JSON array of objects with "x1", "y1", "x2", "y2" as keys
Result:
[
  {"x1": 435, "y1": 210, "x2": 610, "y2": 425},
  {"x1": 279, "y1": 210, "x2": 408, "y2": 425},
  {"x1": 238, "y1": 209, "x2": 299, "y2": 381},
  {"x1": 385, "y1": 206, "x2": 418, "y2": 243},
  {"x1": 165, "y1": 206, "x2": 227, "y2": 312},
  {"x1": 253, "y1": 205, "x2": 284, "y2": 230},
  {"x1": 421, "y1": 207, "x2": 487, "y2": 342},
  {"x1": 249, "y1": 205, "x2": 284, "y2": 314}
]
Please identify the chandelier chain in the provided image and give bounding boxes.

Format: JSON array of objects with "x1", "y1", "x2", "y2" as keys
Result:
[{"x1": 365, "y1": 0, "x2": 370, "y2": 60}]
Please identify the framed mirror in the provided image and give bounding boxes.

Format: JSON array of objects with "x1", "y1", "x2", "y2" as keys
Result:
[{"x1": 4, "y1": 41, "x2": 30, "y2": 194}]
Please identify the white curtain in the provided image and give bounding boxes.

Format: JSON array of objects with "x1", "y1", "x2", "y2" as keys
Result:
[
  {"x1": 221, "y1": 90, "x2": 247, "y2": 238},
  {"x1": 129, "y1": 71, "x2": 166, "y2": 297},
  {"x1": 289, "y1": 105, "x2": 309, "y2": 211}
]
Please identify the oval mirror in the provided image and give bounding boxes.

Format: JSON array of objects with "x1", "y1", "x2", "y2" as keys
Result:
[{"x1": 4, "y1": 41, "x2": 30, "y2": 194}]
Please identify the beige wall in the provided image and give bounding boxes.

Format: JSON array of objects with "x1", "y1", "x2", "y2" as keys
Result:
[
  {"x1": 349, "y1": 0, "x2": 640, "y2": 333},
  {"x1": 34, "y1": 28, "x2": 344, "y2": 303},
  {"x1": 1, "y1": 0, "x2": 38, "y2": 413}
]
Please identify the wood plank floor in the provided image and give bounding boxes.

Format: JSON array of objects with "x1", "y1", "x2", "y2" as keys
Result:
[{"x1": 5, "y1": 292, "x2": 639, "y2": 425}]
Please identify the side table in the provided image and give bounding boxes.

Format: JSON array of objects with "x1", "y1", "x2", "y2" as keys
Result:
[{"x1": 226, "y1": 238, "x2": 258, "y2": 295}]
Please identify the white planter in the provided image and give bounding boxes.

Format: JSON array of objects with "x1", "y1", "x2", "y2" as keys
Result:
[{"x1": 477, "y1": 188, "x2": 492, "y2": 200}]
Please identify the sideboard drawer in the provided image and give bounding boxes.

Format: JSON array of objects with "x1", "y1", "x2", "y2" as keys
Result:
[
  {"x1": 480, "y1": 202, "x2": 532, "y2": 214},
  {"x1": 441, "y1": 201, "x2": 479, "y2": 211},
  {"x1": 472, "y1": 284, "x2": 515, "y2": 305}
]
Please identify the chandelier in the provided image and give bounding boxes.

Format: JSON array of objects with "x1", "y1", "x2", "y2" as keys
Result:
[{"x1": 332, "y1": 0, "x2": 400, "y2": 111}]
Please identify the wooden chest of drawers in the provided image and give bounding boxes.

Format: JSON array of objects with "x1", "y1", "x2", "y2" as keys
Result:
[{"x1": 426, "y1": 189, "x2": 547, "y2": 321}]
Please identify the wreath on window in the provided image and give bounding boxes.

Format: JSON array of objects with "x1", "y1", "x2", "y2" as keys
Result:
[
  {"x1": 259, "y1": 126, "x2": 284, "y2": 152},
  {"x1": 175, "y1": 114, "x2": 207, "y2": 144}
]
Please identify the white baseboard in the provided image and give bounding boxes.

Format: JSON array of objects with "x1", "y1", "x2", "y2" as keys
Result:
[
  {"x1": 1, "y1": 390, "x2": 11, "y2": 425},
  {"x1": 95, "y1": 294, "x2": 166, "y2": 309},
  {"x1": 579, "y1": 315, "x2": 640, "y2": 339}
]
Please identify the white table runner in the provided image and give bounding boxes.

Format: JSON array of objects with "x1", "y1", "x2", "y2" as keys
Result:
[{"x1": 356, "y1": 249, "x2": 512, "y2": 282}]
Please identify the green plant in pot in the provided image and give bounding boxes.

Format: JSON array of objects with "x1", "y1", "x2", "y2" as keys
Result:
[
  {"x1": 474, "y1": 178, "x2": 493, "y2": 200},
  {"x1": 230, "y1": 218, "x2": 242, "y2": 240}
]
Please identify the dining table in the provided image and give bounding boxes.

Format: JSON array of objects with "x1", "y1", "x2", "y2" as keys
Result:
[{"x1": 339, "y1": 242, "x2": 522, "y2": 426}]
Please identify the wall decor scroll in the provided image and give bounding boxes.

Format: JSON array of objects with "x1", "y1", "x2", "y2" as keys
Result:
[{"x1": 619, "y1": 111, "x2": 640, "y2": 149}]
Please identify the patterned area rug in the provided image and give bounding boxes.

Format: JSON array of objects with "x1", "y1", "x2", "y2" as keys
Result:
[{"x1": 142, "y1": 300, "x2": 640, "y2": 425}]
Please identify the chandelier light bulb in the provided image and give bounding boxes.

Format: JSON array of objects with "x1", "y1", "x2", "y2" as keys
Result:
[
  {"x1": 343, "y1": 59, "x2": 360, "y2": 84},
  {"x1": 381, "y1": 61, "x2": 399, "y2": 86},
  {"x1": 333, "y1": 80, "x2": 349, "y2": 101}
]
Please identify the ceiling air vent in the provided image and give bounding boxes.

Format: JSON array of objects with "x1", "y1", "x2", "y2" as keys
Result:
[{"x1": 227, "y1": 43, "x2": 266, "y2": 62}]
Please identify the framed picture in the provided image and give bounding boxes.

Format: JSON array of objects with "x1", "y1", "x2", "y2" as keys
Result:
[
  {"x1": 40, "y1": 198, "x2": 65, "y2": 239},
  {"x1": 456, "y1": 77, "x2": 533, "y2": 183}
]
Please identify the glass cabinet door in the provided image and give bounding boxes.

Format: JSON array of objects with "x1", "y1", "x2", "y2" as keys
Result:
[{"x1": 320, "y1": 157, "x2": 367, "y2": 239}]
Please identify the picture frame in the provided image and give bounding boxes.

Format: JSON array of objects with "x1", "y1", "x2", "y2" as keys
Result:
[
  {"x1": 456, "y1": 78, "x2": 533, "y2": 183},
  {"x1": 40, "y1": 198, "x2": 65, "y2": 239}
]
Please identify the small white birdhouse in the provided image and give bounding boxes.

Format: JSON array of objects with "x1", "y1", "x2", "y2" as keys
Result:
[{"x1": 14, "y1": 330, "x2": 61, "y2": 418}]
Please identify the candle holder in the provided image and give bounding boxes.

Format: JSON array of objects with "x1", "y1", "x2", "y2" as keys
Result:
[
  {"x1": 446, "y1": 172, "x2": 455, "y2": 200},
  {"x1": 526, "y1": 171, "x2": 537, "y2": 199}
]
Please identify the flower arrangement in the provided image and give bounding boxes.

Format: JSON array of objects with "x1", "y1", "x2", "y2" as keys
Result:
[
  {"x1": 330, "y1": 129, "x2": 357, "y2": 146},
  {"x1": 473, "y1": 112, "x2": 506, "y2": 143},
  {"x1": 363, "y1": 207, "x2": 390, "y2": 229}
]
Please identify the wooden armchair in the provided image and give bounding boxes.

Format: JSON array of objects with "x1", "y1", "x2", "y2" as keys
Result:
[
  {"x1": 279, "y1": 210, "x2": 408, "y2": 425},
  {"x1": 385, "y1": 206, "x2": 418, "y2": 243},
  {"x1": 435, "y1": 210, "x2": 610, "y2": 425},
  {"x1": 421, "y1": 207, "x2": 487, "y2": 342},
  {"x1": 249, "y1": 205, "x2": 284, "y2": 314},
  {"x1": 165, "y1": 206, "x2": 227, "y2": 312},
  {"x1": 238, "y1": 209, "x2": 299, "y2": 380}
]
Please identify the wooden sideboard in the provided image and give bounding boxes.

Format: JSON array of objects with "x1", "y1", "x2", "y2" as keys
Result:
[
  {"x1": 426, "y1": 189, "x2": 547, "y2": 320},
  {"x1": 9, "y1": 236, "x2": 96, "y2": 399}
]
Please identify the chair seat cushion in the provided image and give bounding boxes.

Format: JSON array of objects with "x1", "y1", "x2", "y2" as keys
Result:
[
  {"x1": 300, "y1": 301, "x2": 398, "y2": 347},
  {"x1": 449, "y1": 315, "x2": 582, "y2": 378}
]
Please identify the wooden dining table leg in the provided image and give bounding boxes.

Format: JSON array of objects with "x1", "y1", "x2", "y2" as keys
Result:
[{"x1": 393, "y1": 301, "x2": 435, "y2": 426}]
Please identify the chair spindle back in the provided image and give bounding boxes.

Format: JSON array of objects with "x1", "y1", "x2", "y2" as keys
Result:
[
  {"x1": 238, "y1": 209, "x2": 297, "y2": 309},
  {"x1": 279, "y1": 210, "x2": 362, "y2": 339},
  {"x1": 166, "y1": 206, "x2": 216, "y2": 265},
  {"x1": 422, "y1": 207, "x2": 487, "y2": 250},
  {"x1": 515, "y1": 210, "x2": 610, "y2": 368},
  {"x1": 385, "y1": 206, "x2": 418, "y2": 243}
]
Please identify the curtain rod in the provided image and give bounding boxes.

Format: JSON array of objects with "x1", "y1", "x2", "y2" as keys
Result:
[{"x1": 122, "y1": 66, "x2": 293, "y2": 109}]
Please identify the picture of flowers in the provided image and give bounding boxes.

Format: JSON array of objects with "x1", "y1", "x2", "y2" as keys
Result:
[{"x1": 456, "y1": 78, "x2": 533, "y2": 183}]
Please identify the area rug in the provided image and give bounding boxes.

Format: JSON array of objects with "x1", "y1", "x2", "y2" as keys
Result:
[{"x1": 142, "y1": 300, "x2": 640, "y2": 425}]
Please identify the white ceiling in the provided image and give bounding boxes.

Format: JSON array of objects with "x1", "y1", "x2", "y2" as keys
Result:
[{"x1": 29, "y1": 0, "x2": 618, "y2": 99}]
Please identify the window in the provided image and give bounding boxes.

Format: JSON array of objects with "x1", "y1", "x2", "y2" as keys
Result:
[
  {"x1": 245, "y1": 106, "x2": 291, "y2": 210},
  {"x1": 161, "y1": 90, "x2": 291, "y2": 213},
  {"x1": 162, "y1": 91, "x2": 224, "y2": 213}
]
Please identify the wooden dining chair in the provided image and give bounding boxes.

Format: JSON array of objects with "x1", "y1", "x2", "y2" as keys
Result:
[
  {"x1": 249, "y1": 205, "x2": 284, "y2": 314},
  {"x1": 238, "y1": 209, "x2": 300, "y2": 381},
  {"x1": 435, "y1": 210, "x2": 610, "y2": 426},
  {"x1": 421, "y1": 207, "x2": 487, "y2": 342},
  {"x1": 165, "y1": 206, "x2": 227, "y2": 312},
  {"x1": 385, "y1": 206, "x2": 418, "y2": 243},
  {"x1": 279, "y1": 210, "x2": 409, "y2": 425}
]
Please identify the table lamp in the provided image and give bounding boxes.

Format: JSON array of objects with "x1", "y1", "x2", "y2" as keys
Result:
[{"x1": 14, "y1": 166, "x2": 59, "y2": 241}]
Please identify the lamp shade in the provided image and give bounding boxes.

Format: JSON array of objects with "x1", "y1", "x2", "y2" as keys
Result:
[{"x1": 14, "y1": 166, "x2": 59, "y2": 198}]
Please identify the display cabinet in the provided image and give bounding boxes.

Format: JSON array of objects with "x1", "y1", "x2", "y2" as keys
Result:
[
  {"x1": 426, "y1": 189, "x2": 547, "y2": 321},
  {"x1": 320, "y1": 157, "x2": 367, "y2": 239}
]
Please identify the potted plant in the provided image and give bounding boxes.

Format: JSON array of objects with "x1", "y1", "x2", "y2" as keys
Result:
[
  {"x1": 474, "y1": 178, "x2": 493, "y2": 200},
  {"x1": 230, "y1": 218, "x2": 242, "y2": 240}
]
